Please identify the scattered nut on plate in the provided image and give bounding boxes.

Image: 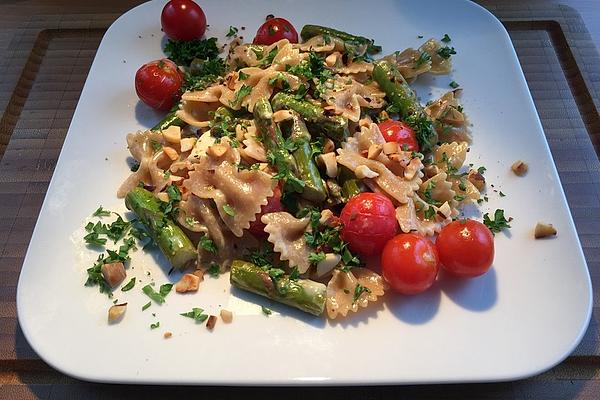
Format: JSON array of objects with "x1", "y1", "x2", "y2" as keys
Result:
[
  {"x1": 534, "y1": 222, "x2": 557, "y2": 239},
  {"x1": 108, "y1": 303, "x2": 127, "y2": 324},
  {"x1": 511, "y1": 160, "x2": 528, "y2": 176},
  {"x1": 220, "y1": 309, "x2": 233, "y2": 323}
]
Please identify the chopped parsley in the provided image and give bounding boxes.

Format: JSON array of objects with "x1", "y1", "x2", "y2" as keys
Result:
[
  {"x1": 226, "y1": 26, "x2": 239, "y2": 37},
  {"x1": 207, "y1": 263, "x2": 221, "y2": 277},
  {"x1": 120, "y1": 277, "x2": 136, "y2": 292},
  {"x1": 352, "y1": 283, "x2": 372, "y2": 304},
  {"x1": 229, "y1": 84, "x2": 252, "y2": 108},
  {"x1": 142, "y1": 283, "x2": 173, "y2": 304},
  {"x1": 150, "y1": 322, "x2": 160, "y2": 330},
  {"x1": 477, "y1": 166, "x2": 487, "y2": 175},
  {"x1": 92, "y1": 206, "x2": 112, "y2": 217},
  {"x1": 261, "y1": 306, "x2": 272, "y2": 315},
  {"x1": 483, "y1": 209, "x2": 511, "y2": 235},
  {"x1": 129, "y1": 160, "x2": 140, "y2": 172},
  {"x1": 300, "y1": 208, "x2": 361, "y2": 271},
  {"x1": 414, "y1": 51, "x2": 431, "y2": 67},
  {"x1": 423, "y1": 180, "x2": 442, "y2": 206},
  {"x1": 142, "y1": 301, "x2": 151, "y2": 311},
  {"x1": 308, "y1": 252, "x2": 326, "y2": 264},
  {"x1": 238, "y1": 71, "x2": 249, "y2": 80},
  {"x1": 222, "y1": 204, "x2": 236, "y2": 217},
  {"x1": 164, "y1": 37, "x2": 220, "y2": 66},
  {"x1": 180, "y1": 307, "x2": 209, "y2": 322},
  {"x1": 199, "y1": 235, "x2": 218, "y2": 255},
  {"x1": 449, "y1": 80, "x2": 459, "y2": 89},
  {"x1": 441, "y1": 33, "x2": 451, "y2": 43},
  {"x1": 437, "y1": 46, "x2": 457, "y2": 59}
]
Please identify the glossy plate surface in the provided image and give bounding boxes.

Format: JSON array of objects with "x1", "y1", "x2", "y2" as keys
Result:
[{"x1": 17, "y1": 0, "x2": 592, "y2": 385}]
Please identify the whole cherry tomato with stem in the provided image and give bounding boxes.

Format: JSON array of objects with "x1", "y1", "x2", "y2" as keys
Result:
[
  {"x1": 248, "y1": 184, "x2": 283, "y2": 237},
  {"x1": 436, "y1": 219, "x2": 495, "y2": 278},
  {"x1": 253, "y1": 17, "x2": 298, "y2": 45},
  {"x1": 135, "y1": 59, "x2": 184, "y2": 112},
  {"x1": 378, "y1": 119, "x2": 420, "y2": 152},
  {"x1": 161, "y1": 0, "x2": 207, "y2": 41},
  {"x1": 381, "y1": 233, "x2": 439, "y2": 295},
  {"x1": 340, "y1": 192, "x2": 397, "y2": 256}
]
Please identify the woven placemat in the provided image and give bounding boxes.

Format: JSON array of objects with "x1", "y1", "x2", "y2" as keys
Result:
[{"x1": 0, "y1": 1, "x2": 599, "y2": 397}]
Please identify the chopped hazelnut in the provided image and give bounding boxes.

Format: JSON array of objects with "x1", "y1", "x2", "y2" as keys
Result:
[
  {"x1": 101, "y1": 262, "x2": 126, "y2": 288},
  {"x1": 511, "y1": 160, "x2": 528, "y2": 176},
  {"x1": 176, "y1": 273, "x2": 201, "y2": 293},
  {"x1": 206, "y1": 315, "x2": 218, "y2": 330},
  {"x1": 367, "y1": 144, "x2": 383, "y2": 160},
  {"x1": 534, "y1": 222, "x2": 557, "y2": 239},
  {"x1": 163, "y1": 331, "x2": 172, "y2": 339},
  {"x1": 108, "y1": 303, "x2": 127, "y2": 324},
  {"x1": 207, "y1": 144, "x2": 228, "y2": 158},
  {"x1": 468, "y1": 170, "x2": 486, "y2": 191},
  {"x1": 220, "y1": 309, "x2": 233, "y2": 323},
  {"x1": 162, "y1": 146, "x2": 179, "y2": 161}
]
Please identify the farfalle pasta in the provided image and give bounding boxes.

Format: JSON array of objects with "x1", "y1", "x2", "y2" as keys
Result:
[{"x1": 109, "y1": 22, "x2": 488, "y2": 321}]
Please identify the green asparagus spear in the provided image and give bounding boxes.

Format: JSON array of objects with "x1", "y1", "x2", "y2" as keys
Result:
[
  {"x1": 372, "y1": 60, "x2": 438, "y2": 153},
  {"x1": 271, "y1": 92, "x2": 349, "y2": 143},
  {"x1": 125, "y1": 187, "x2": 196, "y2": 270},
  {"x1": 281, "y1": 114, "x2": 327, "y2": 202},
  {"x1": 151, "y1": 106, "x2": 186, "y2": 132},
  {"x1": 300, "y1": 24, "x2": 382, "y2": 55},
  {"x1": 230, "y1": 260, "x2": 326, "y2": 316},
  {"x1": 254, "y1": 98, "x2": 305, "y2": 192}
]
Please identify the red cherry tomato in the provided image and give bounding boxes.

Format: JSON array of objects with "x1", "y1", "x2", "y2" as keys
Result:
[
  {"x1": 248, "y1": 185, "x2": 283, "y2": 237},
  {"x1": 378, "y1": 119, "x2": 420, "y2": 152},
  {"x1": 135, "y1": 59, "x2": 184, "y2": 111},
  {"x1": 340, "y1": 193, "x2": 397, "y2": 256},
  {"x1": 381, "y1": 233, "x2": 439, "y2": 295},
  {"x1": 161, "y1": 0, "x2": 207, "y2": 41},
  {"x1": 436, "y1": 219, "x2": 494, "y2": 278},
  {"x1": 253, "y1": 17, "x2": 298, "y2": 45}
]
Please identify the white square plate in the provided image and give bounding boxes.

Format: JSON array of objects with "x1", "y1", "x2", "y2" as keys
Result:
[{"x1": 17, "y1": 0, "x2": 592, "y2": 385}]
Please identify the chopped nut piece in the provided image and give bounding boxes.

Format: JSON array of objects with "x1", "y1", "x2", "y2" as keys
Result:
[
  {"x1": 163, "y1": 331, "x2": 173, "y2": 339},
  {"x1": 175, "y1": 273, "x2": 200, "y2": 293},
  {"x1": 207, "y1": 144, "x2": 228, "y2": 158},
  {"x1": 108, "y1": 303, "x2": 127, "y2": 323},
  {"x1": 101, "y1": 262, "x2": 126, "y2": 288},
  {"x1": 437, "y1": 202, "x2": 452, "y2": 219},
  {"x1": 192, "y1": 269, "x2": 205, "y2": 282},
  {"x1": 155, "y1": 192, "x2": 169, "y2": 202},
  {"x1": 317, "y1": 153, "x2": 338, "y2": 178},
  {"x1": 511, "y1": 160, "x2": 528, "y2": 176},
  {"x1": 468, "y1": 170, "x2": 486, "y2": 191},
  {"x1": 319, "y1": 209, "x2": 335, "y2": 226},
  {"x1": 355, "y1": 165, "x2": 379, "y2": 179},
  {"x1": 382, "y1": 141, "x2": 399, "y2": 155},
  {"x1": 179, "y1": 137, "x2": 197, "y2": 152},
  {"x1": 316, "y1": 253, "x2": 342, "y2": 277},
  {"x1": 325, "y1": 52, "x2": 338, "y2": 67},
  {"x1": 323, "y1": 138, "x2": 335, "y2": 154},
  {"x1": 220, "y1": 309, "x2": 233, "y2": 323},
  {"x1": 272, "y1": 110, "x2": 293, "y2": 123},
  {"x1": 206, "y1": 315, "x2": 218, "y2": 330},
  {"x1": 163, "y1": 146, "x2": 179, "y2": 161},
  {"x1": 162, "y1": 125, "x2": 181, "y2": 144},
  {"x1": 534, "y1": 222, "x2": 557, "y2": 239},
  {"x1": 367, "y1": 144, "x2": 383, "y2": 160}
]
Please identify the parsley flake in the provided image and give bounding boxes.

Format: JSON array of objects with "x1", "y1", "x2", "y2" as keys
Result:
[
  {"x1": 222, "y1": 204, "x2": 236, "y2": 217},
  {"x1": 483, "y1": 209, "x2": 511, "y2": 235},
  {"x1": 121, "y1": 277, "x2": 136, "y2": 292},
  {"x1": 180, "y1": 307, "x2": 209, "y2": 322}
]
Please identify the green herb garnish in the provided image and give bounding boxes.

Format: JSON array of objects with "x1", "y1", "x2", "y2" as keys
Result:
[
  {"x1": 483, "y1": 209, "x2": 511, "y2": 235},
  {"x1": 121, "y1": 277, "x2": 136, "y2": 292},
  {"x1": 180, "y1": 307, "x2": 209, "y2": 322}
]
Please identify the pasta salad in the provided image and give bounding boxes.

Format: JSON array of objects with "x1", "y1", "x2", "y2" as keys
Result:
[{"x1": 84, "y1": 1, "x2": 512, "y2": 326}]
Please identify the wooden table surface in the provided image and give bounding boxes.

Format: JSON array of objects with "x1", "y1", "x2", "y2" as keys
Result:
[{"x1": 1, "y1": 0, "x2": 600, "y2": 398}]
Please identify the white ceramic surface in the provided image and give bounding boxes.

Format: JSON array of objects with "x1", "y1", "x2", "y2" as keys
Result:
[{"x1": 17, "y1": 0, "x2": 592, "y2": 385}]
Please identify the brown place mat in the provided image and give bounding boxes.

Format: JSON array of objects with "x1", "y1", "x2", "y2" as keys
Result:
[{"x1": 0, "y1": 1, "x2": 599, "y2": 398}]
